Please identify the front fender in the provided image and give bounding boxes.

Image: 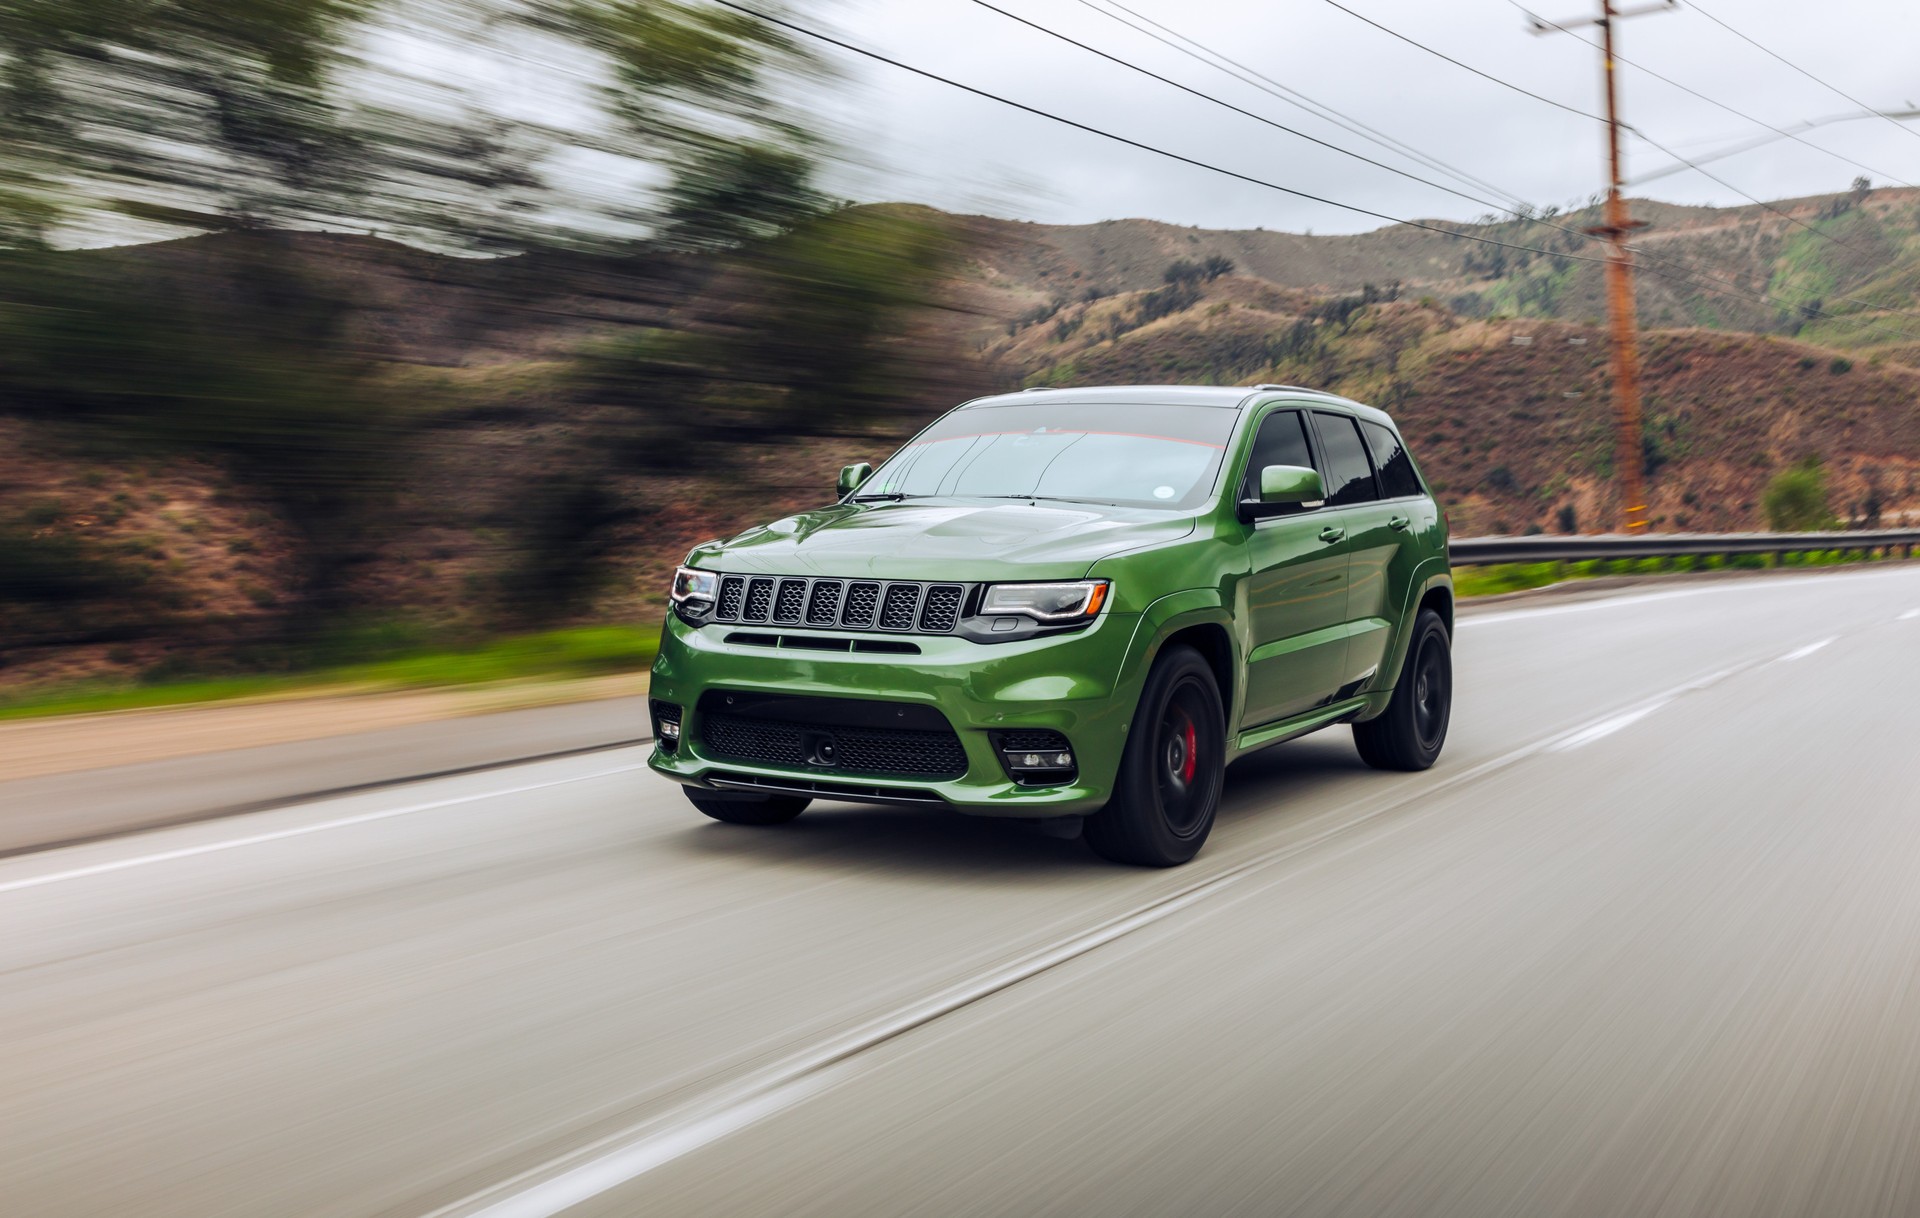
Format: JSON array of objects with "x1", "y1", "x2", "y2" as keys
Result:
[{"x1": 1119, "y1": 587, "x2": 1243, "y2": 729}]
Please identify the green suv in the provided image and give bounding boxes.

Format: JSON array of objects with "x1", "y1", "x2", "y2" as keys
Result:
[{"x1": 648, "y1": 385, "x2": 1452, "y2": 865}]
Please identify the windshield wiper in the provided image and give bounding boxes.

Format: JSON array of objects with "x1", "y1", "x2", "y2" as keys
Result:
[
  {"x1": 849, "y1": 492, "x2": 918, "y2": 502},
  {"x1": 974, "y1": 494, "x2": 1118, "y2": 506}
]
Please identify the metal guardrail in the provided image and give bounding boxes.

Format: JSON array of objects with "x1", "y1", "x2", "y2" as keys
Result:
[{"x1": 1451, "y1": 529, "x2": 1920, "y2": 566}]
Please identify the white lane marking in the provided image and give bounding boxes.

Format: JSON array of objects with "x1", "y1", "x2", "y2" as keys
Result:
[
  {"x1": 1550, "y1": 702, "x2": 1670, "y2": 751},
  {"x1": 1900, "y1": 608, "x2": 1920, "y2": 621},
  {"x1": 1461, "y1": 566, "x2": 1920, "y2": 628},
  {"x1": 430, "y1": 877, "x2": 1234, "y2": 1218},
  {"x1": 421, "y1": 660, "x2": 1770, "y2": 1218},
  {"x1": 1779, "y1": 638, "x2": 1835, "y2": 662},
  {"x1": 0, "y1": 763, "x2": 650, "y2": 897}
]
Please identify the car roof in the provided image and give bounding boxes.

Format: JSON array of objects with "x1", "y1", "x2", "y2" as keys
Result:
[{"x1": 960, "y1": 384, "x2": 1396, "y2": 426}]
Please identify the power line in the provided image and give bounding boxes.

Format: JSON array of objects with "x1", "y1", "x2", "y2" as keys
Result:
[
  {"x1": 1299, "y1": 0, "x2": 1920, "y2": 325},
  {"x1": 962, "y1": 0, "x2": 1588, "y2": 236},
  {"x1": 1316, "y1": 0, "x2": 1604, "y2": 124},
  {"x1": 1316, "y1": 0, "x2": 1881, "y2": 254},
  {"x1": 1509, "y1": 0, "x2": 1918, "y2": 189},
  {"x1": 1626, "y1": 129, "x2": 1876, "y2": 255},
  {"x1": 1066, "y1": 0, "x2": 1533, "y2": 213},
  {"x1": 969, "y1": 0, "x2": 1815, "y2": 324},
  {"x1": 1685, "y1": 1, "x2": 1920, "y2": 148},
  {"x1": 706, "y1": 0, "x2": 1920, "y2": 346},
  {"x1": 701, "y1": 0, "x2": 1628, "y2": 270},
  {"x1": 1063, "y1": 0, "x2": 1746, "y2": 295}
]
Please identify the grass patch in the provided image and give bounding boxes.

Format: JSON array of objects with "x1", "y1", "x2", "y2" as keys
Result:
[{"x1": 0, "y1": 624, "x2": 659, "y2": 721}]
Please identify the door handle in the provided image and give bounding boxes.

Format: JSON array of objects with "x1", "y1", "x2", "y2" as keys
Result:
[
  {"x1": 1388, "y1": 515, "x2": 1411, "y2": 532},
  {"x1": 1318, "y1": 525, "x2": 1346, "y2": 543}
]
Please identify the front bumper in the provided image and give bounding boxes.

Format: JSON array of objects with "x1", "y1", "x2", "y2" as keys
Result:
[{"x1": 646, "y1": 609, "x2": 1146, "y2": 816}]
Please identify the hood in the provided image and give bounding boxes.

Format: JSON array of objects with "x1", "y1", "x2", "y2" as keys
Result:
[{"x1": 689, "y1": 499, "x2": 1196, "y2": 581}]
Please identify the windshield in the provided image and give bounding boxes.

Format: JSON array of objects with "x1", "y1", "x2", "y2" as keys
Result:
[{"x1": 861, "y1": 401, "x2": 1236, "y2": 509}]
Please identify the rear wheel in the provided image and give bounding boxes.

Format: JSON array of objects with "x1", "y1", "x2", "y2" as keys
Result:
[
  {"x1": 684, "y1": 788, "x2": 810, "y2": 825},
  {"x1": 1353, "y1": 608, "x2": 1451, "y2": 771},
  {"x1": 1085, "y1": 645, "x2": 1226, "y2": 867}
]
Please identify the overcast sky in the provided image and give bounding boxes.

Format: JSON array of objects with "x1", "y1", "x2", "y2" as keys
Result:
[{"x1": 807, "y1": 0, "x2": 1920, "y2": 233}]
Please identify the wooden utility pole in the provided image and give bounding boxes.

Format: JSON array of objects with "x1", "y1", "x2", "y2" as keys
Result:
[{"x1": 1529, "y1": 0, "x2": 1673, "y2": 532}]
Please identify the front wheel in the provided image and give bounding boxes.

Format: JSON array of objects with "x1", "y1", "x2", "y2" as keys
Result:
[
  {"x1": 1085, "y1": 645, "x2": 1226, "y2": 867},
  {"x1": 1353, "y1": 608, "x2": 1451, "y2": 771},
  {"x1": 684, "y1": 788, "x2": 810, "y2": 825}
]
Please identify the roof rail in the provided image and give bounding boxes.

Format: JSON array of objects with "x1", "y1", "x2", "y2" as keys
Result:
[
  {"x1": 1019, "y1": 386, "x2": 1052, "y2": 392},
  {"x1": 1249, "y1": 383, "x2": 1320, "y2": 393}
]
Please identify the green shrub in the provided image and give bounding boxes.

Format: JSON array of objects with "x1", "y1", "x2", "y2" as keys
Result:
[{"x1": 1763, "y1": 457, "x2": 1839, "y2": 531}]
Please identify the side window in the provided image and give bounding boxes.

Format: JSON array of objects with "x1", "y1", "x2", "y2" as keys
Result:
[
  {"x1": 1238, "y1": 409, "x2": 1314, "y2": 501},
  {"x1": 1360, "y1": 420, "x2": 1422, "y2": 500},
  {"x1": 1312, "y1": 413, "x2": 1380, "y2": 506}
]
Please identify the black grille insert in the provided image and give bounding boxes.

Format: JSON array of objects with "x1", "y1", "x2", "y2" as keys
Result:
[
  {"x1": 806, "y1": 581, "x2": 843, "y2": 625},
  {"x1": 743, "y1": 577, "x2": 776, "y2": 622},
  {"x1": 919, "y1": 585, "x2": 964, "y2": 633},
  {"x1": 716, "y1": 577, "x2": 746, "y2": 620},
  {"x1": 879, "y1": 584, "x2": 921, "y2": 631},
  {"x1": 697, "y1": 692, "x2": 967, "y2": 780},
  {"x1": 774, "y1": 578, "x2": 807, "y2": 624},
  {"x1": 842, "y1": 582, "x2": 881, "y2": 628}
]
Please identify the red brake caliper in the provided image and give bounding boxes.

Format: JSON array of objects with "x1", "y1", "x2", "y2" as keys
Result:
[{"x1": 1180, "y1": 714, "x2": 1198, "y2": 784}]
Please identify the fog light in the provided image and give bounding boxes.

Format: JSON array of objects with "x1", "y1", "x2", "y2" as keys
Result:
[
  {"x1": 661, "y1": 720, "x2": 680, "y2": 741},
  {"x1": 995, "y1": 731, "x2": 1079, "y2": 787}
]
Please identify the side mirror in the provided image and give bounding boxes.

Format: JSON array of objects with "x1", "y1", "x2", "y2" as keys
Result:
[
  {"x1": 837, "y1": 462, "x2": 873, "y2": 497},
  {"x1": 1240, "y1": 464, "x2": 1324, "y2": 521}
]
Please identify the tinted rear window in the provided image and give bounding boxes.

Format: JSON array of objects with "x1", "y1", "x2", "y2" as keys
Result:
[
  {"x1": 1312, "y1": 413, "x2": 1380, "y2": 506},
  {"x1": 1360, "y1": 420, "x2": 1423, "y2": 500}
]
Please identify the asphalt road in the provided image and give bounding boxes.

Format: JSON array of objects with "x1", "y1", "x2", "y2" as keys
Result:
[{"x1": 5, "y1": 566, "x2": 1920, "y2": 1218}]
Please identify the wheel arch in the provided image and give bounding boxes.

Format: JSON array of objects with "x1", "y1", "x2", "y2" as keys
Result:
[
  {"x1": 1418, "y1": 580, "x2": 1454, "y2": 636},
  {"x1": 1127, "y1": 590, "x2": 1242, "y2": 727}
]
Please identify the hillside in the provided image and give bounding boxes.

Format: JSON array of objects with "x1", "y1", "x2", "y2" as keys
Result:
[
  {"x1": 983, "y1": 267, "x2": 1920, "y2": 535},
  {"x1": 955, "y1": 186, "x2": 1920, "y2": 355},
  {"x1": 5, "y1": 198, "x2": 1919, "y2": 693}
]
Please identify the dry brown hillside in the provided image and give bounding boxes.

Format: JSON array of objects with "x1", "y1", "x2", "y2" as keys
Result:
[
  {"x1": 6, "y1": 201, "x2": 1918, "y2": 692},
  {"x1": 983, "y1": 266, "x2": 1920, "y2": 536}
]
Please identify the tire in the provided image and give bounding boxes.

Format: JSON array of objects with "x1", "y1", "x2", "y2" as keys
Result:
[
  {"x1": 684, "y1": 787, "x2": 810, "y2": 825},
  {"x1": 1353, "y1": 609, "x2": 1452, "y2": 772},
  {"x1": 1085, "y1": 645, "x2": 1226, "y2": 867}
]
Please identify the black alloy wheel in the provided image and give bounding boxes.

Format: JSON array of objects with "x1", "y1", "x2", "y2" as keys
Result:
[
  {"x1": 1086, "y1": 645, "x2": 1226, "y2": 867},
  {"x1": 1353, "y1": 608, "x2": 1452, "y2": 772}
]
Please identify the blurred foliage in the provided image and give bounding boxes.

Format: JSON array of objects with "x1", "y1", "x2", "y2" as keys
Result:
[
  {"x1": 0, "y1": 243, "x2": 405, "y2": 627},
  {"x1": 0, "y1": 623, "x2": 658, "y2": 719},
  {"x1": 0, "y1": 0, "x2": 965, "y2": 678},
  {"x1": 1453, "y1": 547, "x2": 1891, "y2": 599},
  {"x1": 0, "y1": 0, "x2": 375, "y2": 243},
  {"x1": 496, "y1": 205, "x2": 959, "y2": 626}
]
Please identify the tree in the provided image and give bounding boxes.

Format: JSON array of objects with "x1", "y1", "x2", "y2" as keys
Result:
[
  {"x1": 498, "y1": 206, "x2": 959, "y2": 624},
  {"x1": 0, "y1": 0, "x2": 376, "y2": 245}
]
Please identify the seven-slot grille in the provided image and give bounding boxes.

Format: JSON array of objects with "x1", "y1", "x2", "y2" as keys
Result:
[{"x1": 708, "y1": 576, "x2": 967, "y2": 635}]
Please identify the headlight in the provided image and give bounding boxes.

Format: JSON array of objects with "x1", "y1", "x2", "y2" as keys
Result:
[
  {"x1": 979, "y1": 580, "x2": 1110, "y2": 624},
  {"x1": 670, "y1": 566, "x2": 717, "y2": 605}
]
